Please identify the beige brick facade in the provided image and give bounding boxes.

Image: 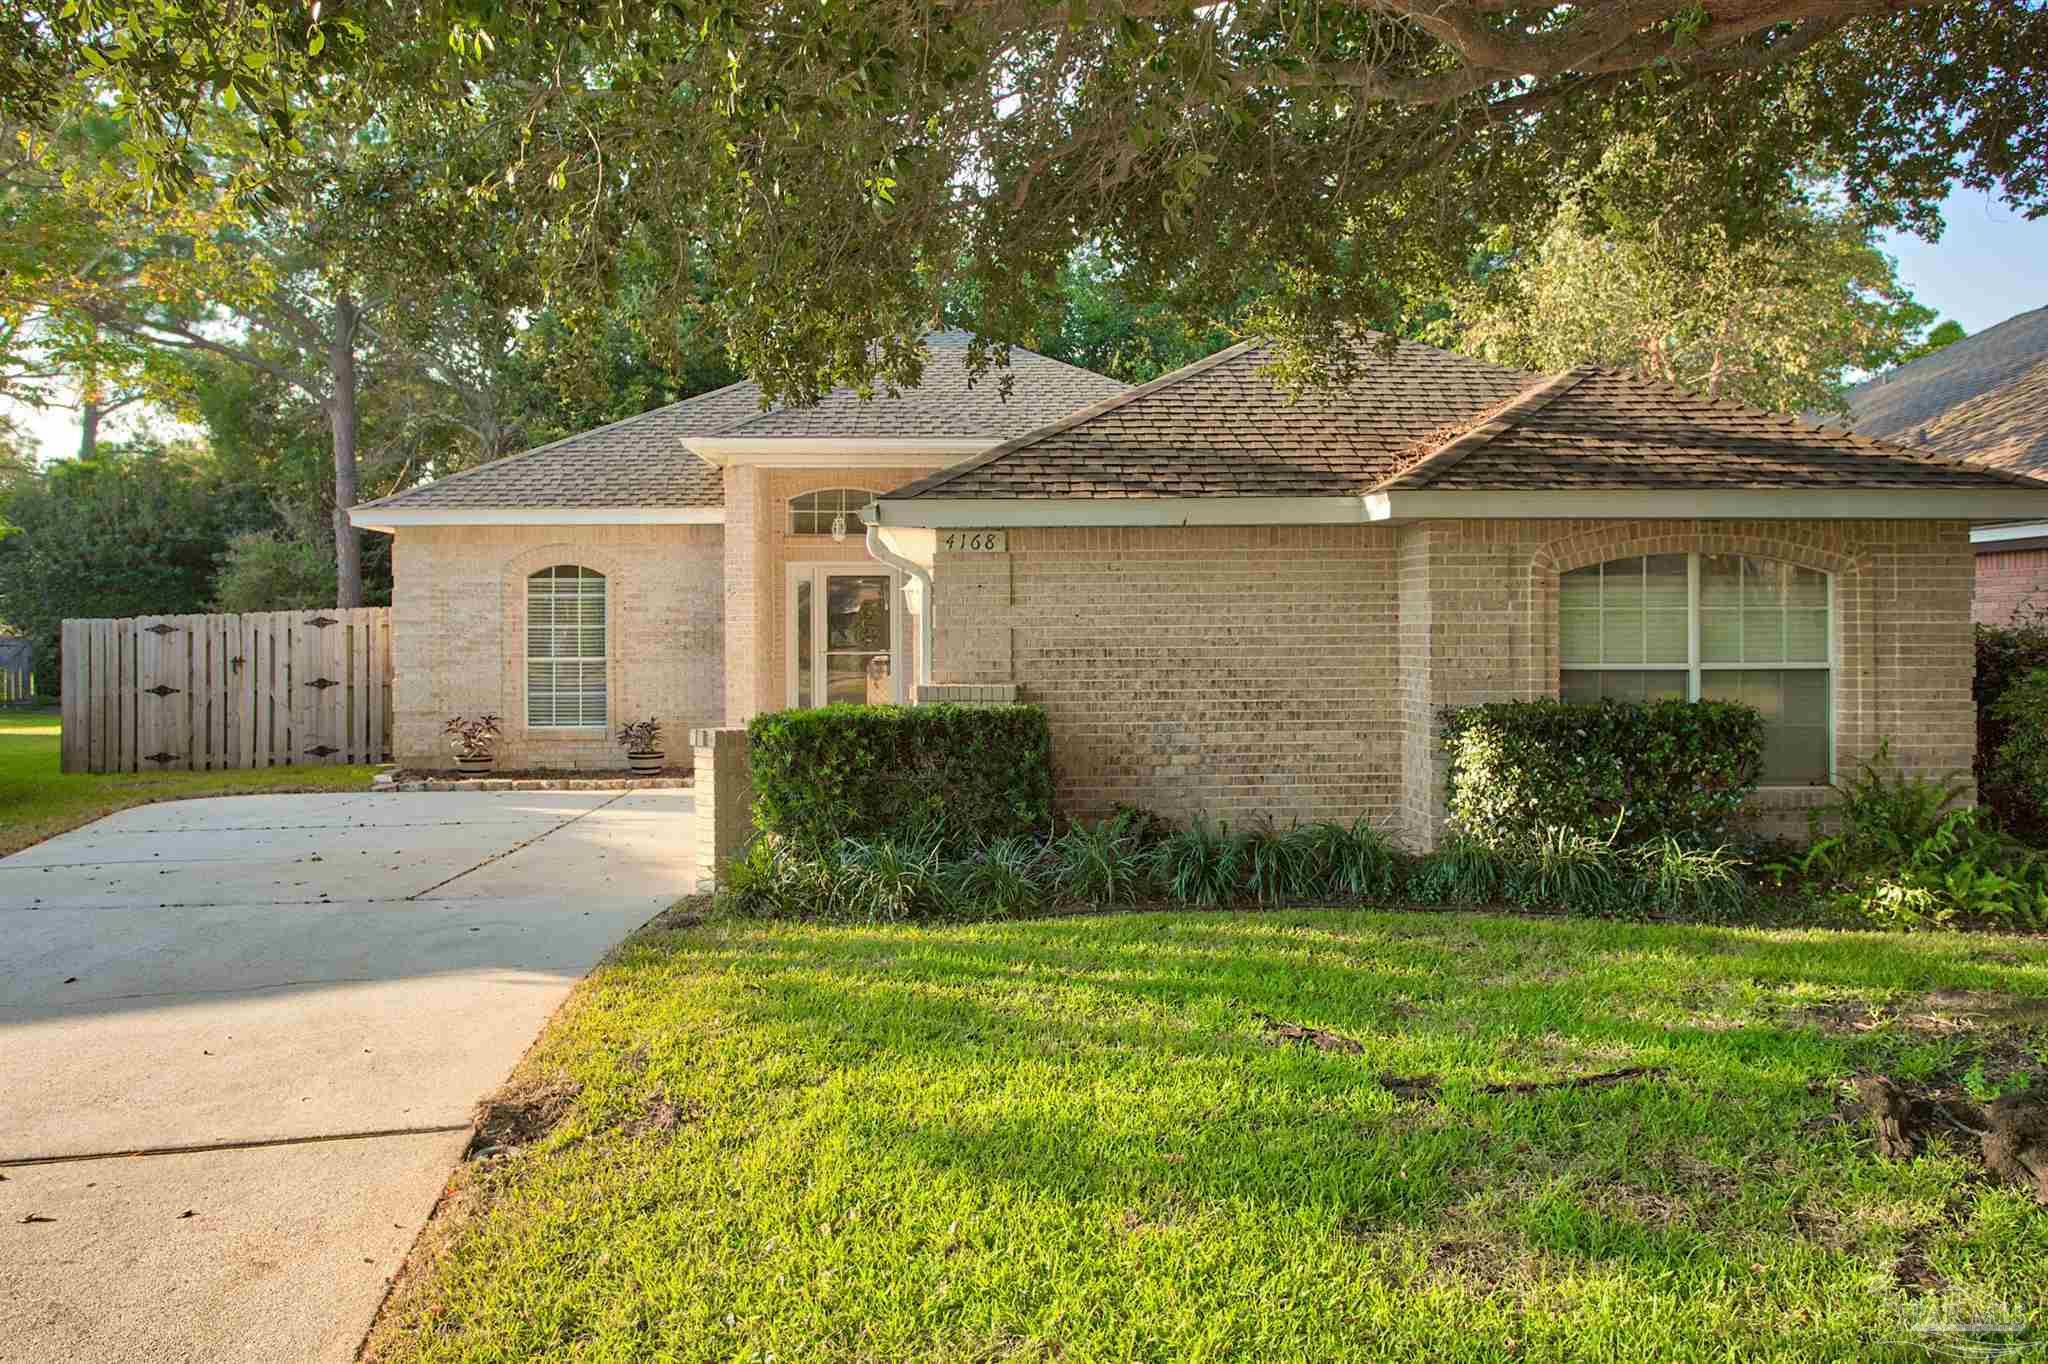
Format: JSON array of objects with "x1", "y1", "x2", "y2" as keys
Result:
[
  {"x1": 389, "y1": 523, "x2": 723, "y2": 770},
  {"x1": 922, "y1": 518, "x2": 1980, "y2": 847},
  {"x1": 721, "y1": 464, "x2": 937, "y2": 725},
  {"x1": 1974, "y1": 546, "x2": 2048, "y2": 626}
]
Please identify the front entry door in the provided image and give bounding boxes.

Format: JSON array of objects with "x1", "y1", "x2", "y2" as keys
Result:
[{"x1": 788, "y1": 565, "x2": 903, "y2": 707}]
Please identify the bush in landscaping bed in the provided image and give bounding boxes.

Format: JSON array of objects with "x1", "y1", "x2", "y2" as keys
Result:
[
  {"x1": 748, "y1": 703, "x2": 1053, "y2": 851},
  {"x1": 1441, "y1": 699, "x2": 1764, "y2": 850},
  {"x1": 1990, "y1": 667, "x2": 2048, "y2": 831},
  {"x1": 1975, "y1": 613, "x2": 2048, "y2": 843}
]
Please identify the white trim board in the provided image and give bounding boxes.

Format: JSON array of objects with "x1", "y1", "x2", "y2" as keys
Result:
[
  {"x1": 684, "y1": 437, "x2": 992, "y2": 467},
  {"x1": 349, "y1": 506, "x2": 726, "y2": 531},
  {"x1": 870, "y1": 488, "x2": 2048, "y2": 528},
  {"x1": 1973, "y1": 521, "x2": 2048, "y2": 544}
]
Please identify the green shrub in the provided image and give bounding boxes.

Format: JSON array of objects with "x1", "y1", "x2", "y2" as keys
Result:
[
  {"x1": 1975, "y1": 612, "x2": 2048, "y2": 842},
  {"x1": 749, "y1": 703, "x2": 1053, "y2": 851},
  {"x1": 1049, "y1": 816, "x2": 1153, "y2": 905},
  {"x1": 1630, "y1": 836, "x2": 1748, "y2": 920},
  {"x1": 1409, "y1": 837, "x2": 1510, "y2": 906},
  {"x1": 1154, "y1": 818, "x2": 1246, "y2": 906},
  {"x1": 1506, "y1": 823, "x2": 1623, "y2": 914},
  {"x1": 1990, "y1": 667, "x2": 2048, "y2": 826},
  {"x1": 1780, "y1": 751, "x2": 2048, "y2": 930},
  {"x1": 1440, "y1": 699, "x2": 1764, "y2": 850},
  {"x1": 1295, "y1": 818, "x2": 1402, "y2": 900}
]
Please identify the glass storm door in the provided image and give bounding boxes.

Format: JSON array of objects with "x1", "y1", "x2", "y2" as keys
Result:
[{"x1": 790, "y1": 566, "x2": 901, "y2": 707}]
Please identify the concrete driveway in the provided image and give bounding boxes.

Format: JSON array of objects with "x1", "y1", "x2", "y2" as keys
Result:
[{"x1": 0, "y1": 788, "x2": 695, "y2": 1364}]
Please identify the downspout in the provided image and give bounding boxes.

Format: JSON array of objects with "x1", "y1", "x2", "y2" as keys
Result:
[{"x1": 866, "y1": 523, "x2": 934, "y2": 701}]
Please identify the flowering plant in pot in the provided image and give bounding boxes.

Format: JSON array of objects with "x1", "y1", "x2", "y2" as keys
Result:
[
  {"x1": 617, "y1": 718, "x2": 665, "y2": 775},
  {"x1": 444, "y1": 714, "x2": 504, "y2": 775}
]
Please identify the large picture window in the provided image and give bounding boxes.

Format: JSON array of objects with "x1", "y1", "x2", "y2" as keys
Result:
[
  {"x1": 789, "y1": 488, "x2": 878, "y2": 536},
  {"x1": 1560, "y1": 553, "x2": 1831, "y2": 784},
  {"x1": 526, "y1": 565, "x2": 607, "y2": 728}
]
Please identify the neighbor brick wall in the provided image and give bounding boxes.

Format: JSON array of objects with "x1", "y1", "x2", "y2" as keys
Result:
[
  {"x1": 388, "y1": 523, "x2": 723, "y2": 770},
  {"x1": 926, "y1": 517, "x2": 1978, "y2": 848},
  {"x1": 1974, "y1": 546, "x2": 2048, "y2": 626}
]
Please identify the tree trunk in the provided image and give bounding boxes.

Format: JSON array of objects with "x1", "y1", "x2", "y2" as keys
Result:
[
  {"x1": 79, "y1": 400, "x2": 100, "y2": 461},
  {"x1": 328, "y1": 297, "x2": 363, "y2": 609}
]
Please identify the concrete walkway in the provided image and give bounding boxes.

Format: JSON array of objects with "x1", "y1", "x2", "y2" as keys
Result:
[{"x1": 0, "y1": 789, "x2": 695, "y2": 1364}]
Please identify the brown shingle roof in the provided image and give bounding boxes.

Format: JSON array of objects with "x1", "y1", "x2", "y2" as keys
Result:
[
  {"x1": 1380, "y1": 366, "x2": 2047, "y2": 491},
  {"x1": 885, "y1": 340, "x2": 2048, "y2": 502},
  {"x1": 1847, "y1": 306, "x2": 2048, "y2": 444},
  {"x1": 713, "y1": 331, "x2": 1128, "y2": 441},
  {"x1": 358, "y1": 332, "x2": 1130, "y2": 514},
  {"x1": 358, "y1": 382, "x2": 760, "y2": 511},
  {"x1": 888, "y1": 338, "x2": 1534, "y2": 499},
  {"x1": 1911, "y1": 357, "x2": 2048, "y2": 475}
]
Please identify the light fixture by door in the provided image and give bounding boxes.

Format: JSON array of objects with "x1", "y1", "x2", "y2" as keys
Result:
[{"x1": 830, "y1": 513, "x2": 849, "y2": 543}]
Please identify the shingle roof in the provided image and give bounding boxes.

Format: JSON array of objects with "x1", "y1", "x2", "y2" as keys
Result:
[
  {"x1": 1910, "y1": 357, "x2": 2048, "y2": 476},
  {"x1": 891, "y1": 337, "x2": 2045, "y2": 501},
  {"x1": 888, "y1": 338, "x2": 1535, "y2": 499},
  {"x1": 357, "y1": 332, "x2": 1131, "y2": 514},
  {"x1": 1378, "y1": 366, "x2": 2046, "y2": 491},
  {"x1": 712, "y1": 330, "x2": 1128, "y2": 440},
  {"x1": 358, "y1": 382, "x2": 762, "y2": 511},
  {"x1": 1847, "y1": 306, "x2": 2048, "y2": 445}
]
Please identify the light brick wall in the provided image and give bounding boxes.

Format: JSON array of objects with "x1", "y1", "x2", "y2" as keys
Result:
[
  {"x1": 389, "y1": 523, "x2": 723, "y2": 770},
  {"x1": 927, "y1": 517, "x2": 1979, "y2": 847},
  {"x1": 723, "y1": 464, "x2": 941, "y2": 724},
  {"x1": 936, "y1": 526, "x2": 1403, "y2": 826},
  {"x1": 1974, "y1": 546, "x2": 2048, "y2": 626}
]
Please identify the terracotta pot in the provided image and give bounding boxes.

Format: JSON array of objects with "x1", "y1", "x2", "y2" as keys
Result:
[
  {"x1": 627, "y1": 750, "x2": 665, "y2": 776},
  {"x1": 455, "y1": 753, "x2": 495, "y2": 776}
]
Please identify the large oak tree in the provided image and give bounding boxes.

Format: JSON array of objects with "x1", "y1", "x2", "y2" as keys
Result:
[{"x1": 19, "y1": 2, "x2": 2047, "y2": 397}]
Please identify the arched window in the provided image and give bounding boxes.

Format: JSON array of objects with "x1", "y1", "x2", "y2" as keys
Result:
[
  {"x1": 789, "y1": 488, "x2": 878, "y2": 536},
  {"x1": 526, "y1": 565, "x2": 607, "y2": 728},
  {"x1": 1560, "y1": 553, "x2": 1831, "y2": 784}
]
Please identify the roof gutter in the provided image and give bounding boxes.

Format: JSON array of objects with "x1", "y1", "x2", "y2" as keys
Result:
[
  {"x1": 348, "y1": 506, "x2": 725, "y2": 533},
  {"x1": 870, "y1": 488, "x2": 2048, "y2": 529}
]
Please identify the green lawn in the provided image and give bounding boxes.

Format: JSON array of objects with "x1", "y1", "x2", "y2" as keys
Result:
[
  {"x1": 368, "y1": 909, "x2": 2048, "y2": 1363},
  {"x1": 0, "y1": 710, "x2": 379, "y2": 856}
]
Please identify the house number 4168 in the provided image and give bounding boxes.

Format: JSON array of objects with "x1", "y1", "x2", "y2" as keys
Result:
[{"x1": 940, "y1": 530, "x2": 1007, "y2": 553}]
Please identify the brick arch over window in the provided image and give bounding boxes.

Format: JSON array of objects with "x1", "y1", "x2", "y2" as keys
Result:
[
  {"x1": 498, "y1": 543, "x2": 632, "y2": 737},
  {"x1": 1525, "y1": 521, "x2": 1876, "y2": 782}
]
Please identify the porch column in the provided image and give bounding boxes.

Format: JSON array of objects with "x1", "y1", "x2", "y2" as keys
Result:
[{"x1": 722, "y1": 463, "x2": 778, "y2": 725}]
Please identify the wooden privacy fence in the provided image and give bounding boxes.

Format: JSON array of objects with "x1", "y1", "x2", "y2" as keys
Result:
[{"x1": 59, "y1": 609, "x2": 392, "y2": 774}]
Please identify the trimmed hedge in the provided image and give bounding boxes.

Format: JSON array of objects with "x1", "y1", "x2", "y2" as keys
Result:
[
  {"x1": 1441, "y1": 699, "x2": 1764, "y2": 849},
  {"x1": 748, "y1": 703, "x2": 1054, "y2": 850}
]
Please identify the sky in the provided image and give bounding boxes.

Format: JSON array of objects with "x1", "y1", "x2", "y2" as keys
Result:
[{"x1": 12, "y1": 187, "x2": 2048, "y2": 462}]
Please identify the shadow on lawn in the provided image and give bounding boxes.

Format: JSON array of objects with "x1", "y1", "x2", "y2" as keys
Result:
[{"x1": 642, "y1": 910, "x2": 2048, "y2": 1250}]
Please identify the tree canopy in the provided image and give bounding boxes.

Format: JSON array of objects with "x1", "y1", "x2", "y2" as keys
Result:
[{"x1": 18, "y1": 1, "x2": 2044, "y2": 399}]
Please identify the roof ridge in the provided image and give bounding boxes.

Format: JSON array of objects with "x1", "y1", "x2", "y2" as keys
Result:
[
  {"x1": 355, "y1": 380, "x2": 757, "y2": 510},
  {"x1": 882, "y1": 338, "x2": 1264, "y2": 501},
  {"x1": 1371, "y1": 367, "x2": 1593, "y2": 491},
  {"x1": 712, "y1": 334, "x2": 1131, "y2": 439}
]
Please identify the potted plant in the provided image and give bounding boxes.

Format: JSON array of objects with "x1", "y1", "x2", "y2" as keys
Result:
[
  {"x1": 617, "y1": 717, "x2": 665, "y2": 775},
  {"x1": 444, "y1": 714, "x2": 503, "y2": 775}
]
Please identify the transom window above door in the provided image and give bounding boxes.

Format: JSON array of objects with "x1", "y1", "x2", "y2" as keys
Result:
[
  {"x1": 789, "y1": 488, "x2": 879, "y2": 536},
  {"x1": 1559, "y1": 553, "x2": 1831, "y2": 785}
]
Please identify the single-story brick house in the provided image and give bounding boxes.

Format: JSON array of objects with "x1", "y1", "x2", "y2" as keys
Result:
[
  {"x1": 1846, "y1": 304, "x2": 2048, "y2": 627},
  {"x1": 351, "y1": 330, "x2": 2048, "y2": 847}
]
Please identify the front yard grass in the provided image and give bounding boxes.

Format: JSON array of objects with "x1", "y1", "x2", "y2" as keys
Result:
[
  {"x1": 369, "y1": 909, "x2": 2048, "y2": 1363},
  {"x1": 0, "y1": 710, "x2": 379, "y2": 856}
]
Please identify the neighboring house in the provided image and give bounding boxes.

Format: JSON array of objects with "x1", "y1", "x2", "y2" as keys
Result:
[
  {"x1": 353, "y1": 331, "x2": 2048, "y2": 847},
  {"x1": 1845, "y1": 305, "x2": 2048, "y2": 625}
]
